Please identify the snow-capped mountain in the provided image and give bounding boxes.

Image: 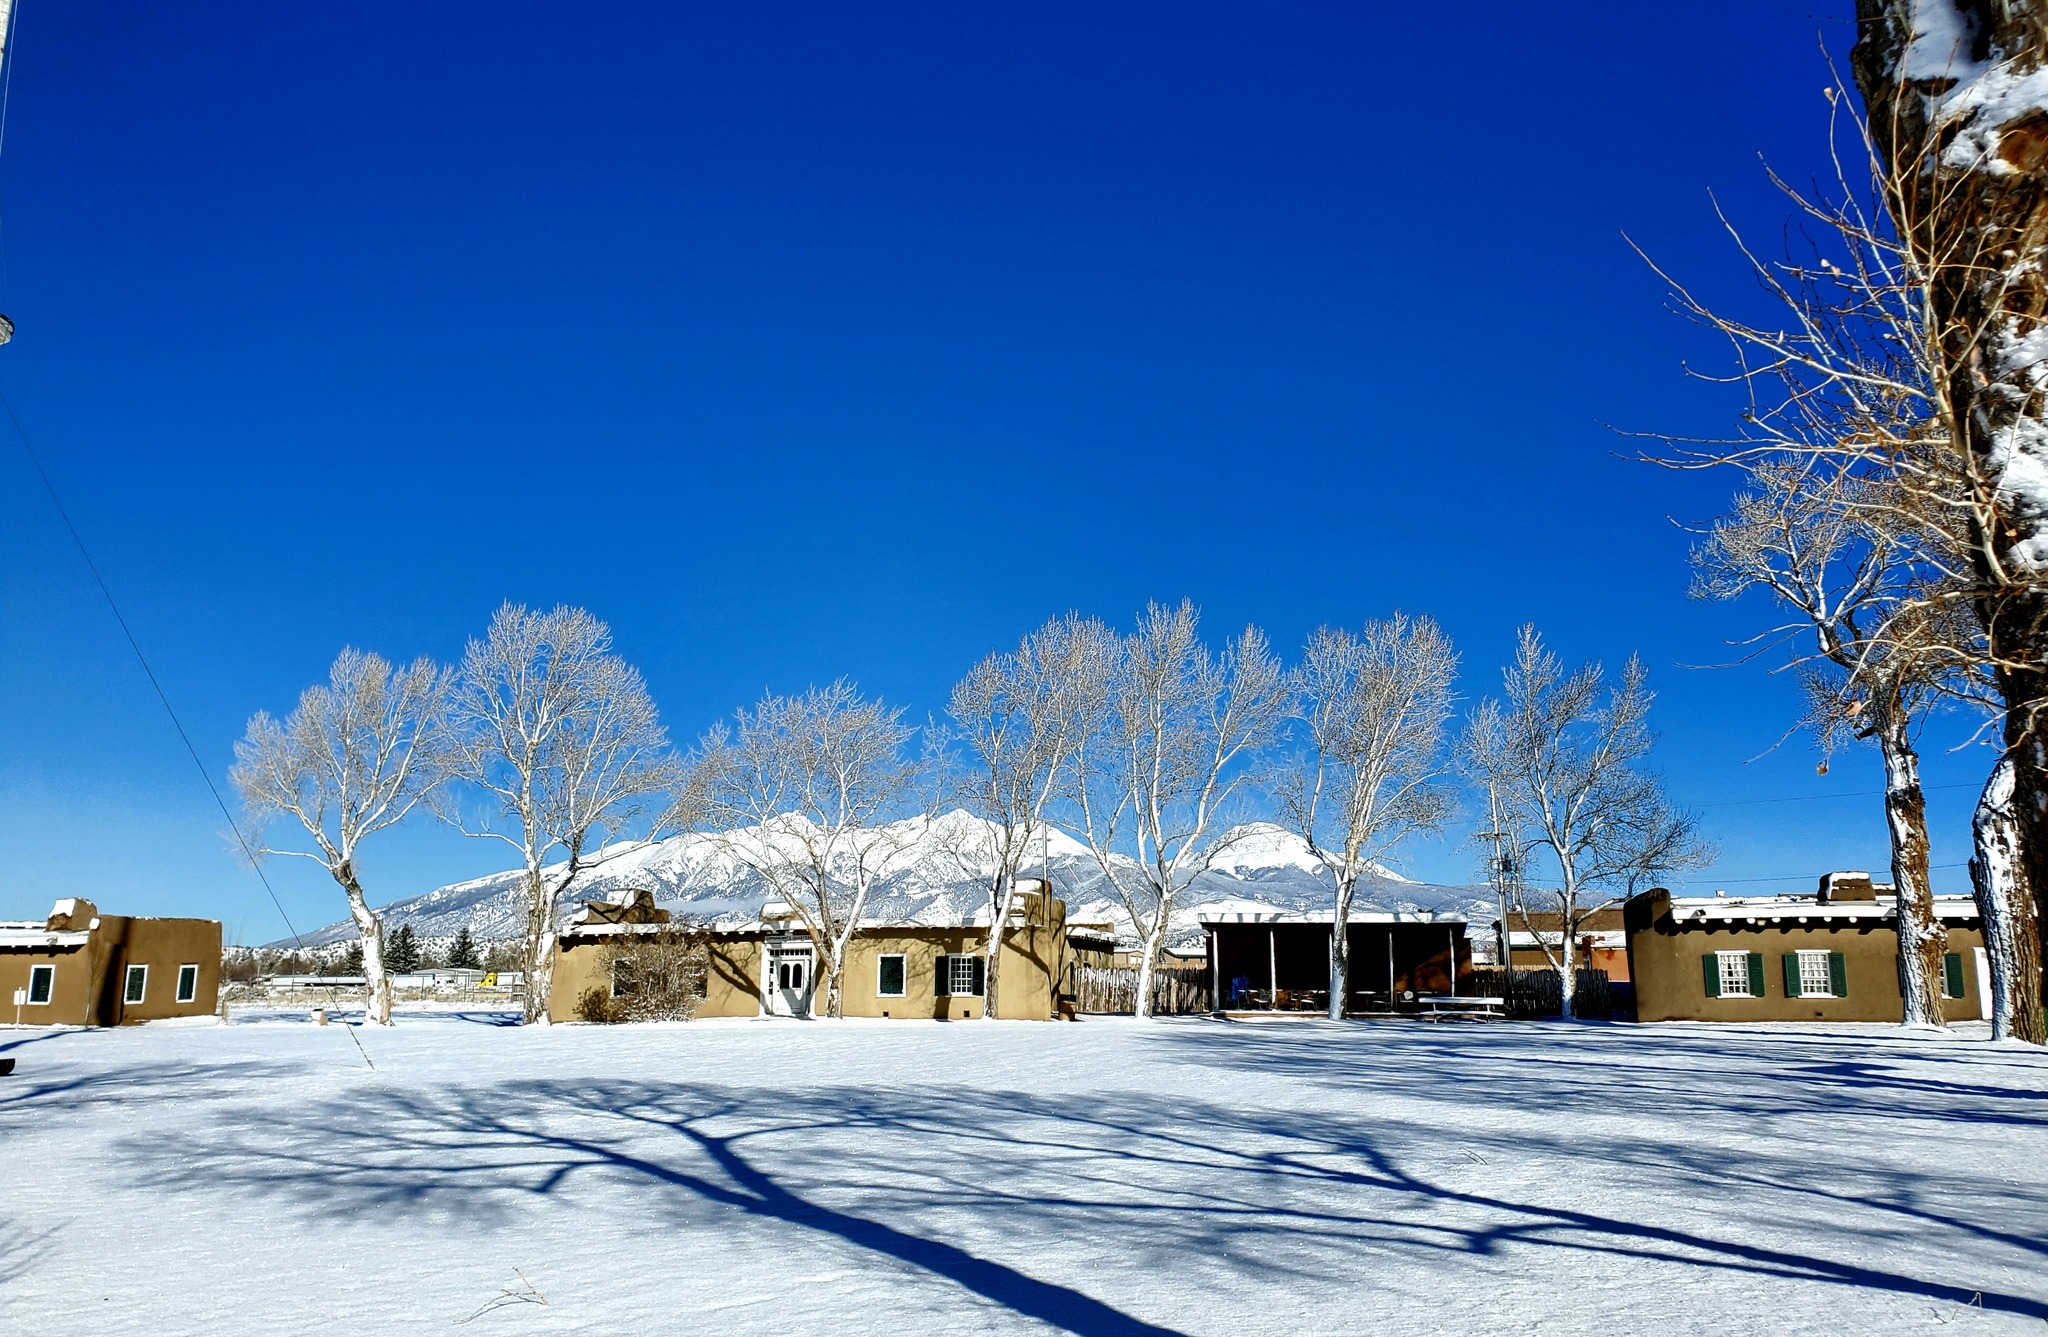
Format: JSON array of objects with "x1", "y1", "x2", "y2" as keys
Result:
[{"x1": 276, "y1": 812, "x2": 1493, "y2": 950}]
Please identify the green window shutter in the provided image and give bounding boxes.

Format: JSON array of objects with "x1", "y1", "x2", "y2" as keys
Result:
[
  {"x1": 1702, "y1": 954, "x2": 1720, "y2": 998},
  {"x1": 1943, "y1": 953, "x2": 1965, "y2": 999},
  {"x1": 934, "y1": 956, "x2": 950, "y2": 997},
  {"x1": 1782, "y1": 953, "x2": 1800, "y2": 998},
  {"x1": 1829, "y1": 952, "x2": 1848, "y2": 998},
  {"x1": 1746, "y1": 953, "x2": 1765, "y2": 998},
  {"x1": 971, "y1": 956, "x2": 987, "y2": 997}
]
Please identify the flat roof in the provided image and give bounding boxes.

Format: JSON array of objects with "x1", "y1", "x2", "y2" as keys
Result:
[{"x1": 1198, "y1": 909, "x2": 1467, "y2": 927}]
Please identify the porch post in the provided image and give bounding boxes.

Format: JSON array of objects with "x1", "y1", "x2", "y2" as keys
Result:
[
  {"x1": 1387, "y1": 929, "x2": 1396, "y2": 1003},
  {"x1": 1268, "y1": 928, "x2": 1277, "y2": 1006},
  {"x1": 1209, "y1": 930, "x2": 1219, "y2": 1010},
  {"x1": 1448, "y1": 926, "x2": 1457, "y2": 997}
]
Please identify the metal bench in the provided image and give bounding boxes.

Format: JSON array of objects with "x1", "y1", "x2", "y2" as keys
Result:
[{"x1": 1415, "y1": 994, "x2": 1505, "y2": 1021}]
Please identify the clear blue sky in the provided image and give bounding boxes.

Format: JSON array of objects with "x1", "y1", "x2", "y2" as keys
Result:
[{"x1": 0, "y1": 1, "x2": 1991, "y2": 941}]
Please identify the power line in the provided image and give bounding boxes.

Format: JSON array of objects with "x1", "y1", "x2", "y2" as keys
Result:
[
  {"x1": 0, "y1": 385, "x2": 373, "y2": 1069},
  {"x1": 1696, "y1": 782, "x2": 1977, "y2": 809}
]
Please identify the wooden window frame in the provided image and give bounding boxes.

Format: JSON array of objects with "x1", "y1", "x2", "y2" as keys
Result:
[
  {"x1": 123, "y1": 963, "x2": 148, "y2": 1005},
  {"x1": 176, "y1": 964, "x2": 200, "y2": 1004}
]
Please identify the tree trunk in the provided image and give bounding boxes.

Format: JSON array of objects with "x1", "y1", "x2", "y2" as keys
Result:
[
  {"x1": 1972, "y1": 755, "x2": 2047, "y2": 1041},
  {"x1": 1329, "y1": 875, "x2": 1354, "y2": 1021},
  {"x1": 521, "y1": 866, "x2": 551, "y2": 1026},
  {"x1": 1132, "y1": 915, "x2": 1166, "y2": 1020},
  {"x1": 982, "y1": 872, "x2": 1012, "y2": 1021},
  {"x1": 338, "y1": 871, "x2": 392, "y2": 1026},
  {"x1": 1557, "y1": 920, "x2": 1577, "y2": 1020},
  {"x1": 1876, "y1": 710, "x2": 1949, "y2": 1028},
  {"x1": 821, "y1": 940, "x2": 844, "y2": 1019},
  {"x1": 1854, "y1": 2, "x2": 2048, "y2": 1029}
]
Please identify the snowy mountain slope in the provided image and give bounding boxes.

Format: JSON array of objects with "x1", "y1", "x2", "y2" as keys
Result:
[{"x1": 275, "y1": 812, "x2": 1494, "y2": 950}]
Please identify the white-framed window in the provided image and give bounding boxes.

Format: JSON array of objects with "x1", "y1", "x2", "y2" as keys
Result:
[
  {"x1": 27, "y1": 964, "x2": 54, "y2": 1005},
  {"x1": 936, "y1": 953, "x2": 985, "y2": 997},
  {"x1": 176, "y1": 964, "x2": 200, "y2": 1004},
  {"x1": 876, "y1": 954, "x2": 906, "y2": 997},
  {"x1": 1795, "y1": 950, "x2": 1832, "y2": 999},
  {"x1": 123, "y1": 964, "x2": 148, "y2": 1005},
  {"x1": 1717, "y1": 951, "x2": 1753, "y2": 998}
]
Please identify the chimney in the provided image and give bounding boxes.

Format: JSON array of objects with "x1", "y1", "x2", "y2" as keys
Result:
[{"x1": 1817, "y1": 871, "x2": 1876, "y2": 903}]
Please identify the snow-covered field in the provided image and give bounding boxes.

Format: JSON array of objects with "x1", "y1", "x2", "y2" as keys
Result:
[{"x1": 2, "y1": 1013, "x2": 2044, "y2": 1335}]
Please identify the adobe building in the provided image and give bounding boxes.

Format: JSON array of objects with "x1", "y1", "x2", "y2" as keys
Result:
[
  {"x1": 1198, "y1": 903, "x2": 1472, "y2": 1013},
  {"x1": 1, "y1": 897, "x2": 221, "y2": 1026},
  {"x1": 1496, "y1": 908, "x2": 1629, "y2": 981},
  {"x1": 1625, "y1": 873, "x2": 1989, "y2": 1024},
  {"x1": 548, "y1": 880, "x2": 1088, "y2": 1021}
]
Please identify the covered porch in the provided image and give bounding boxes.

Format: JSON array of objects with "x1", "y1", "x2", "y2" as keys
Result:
[{"x1": 1200, "y1": 909, "x2": 1471, "y2": 1015}]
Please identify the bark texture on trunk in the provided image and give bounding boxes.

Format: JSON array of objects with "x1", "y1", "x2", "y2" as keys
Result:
[
  {"x1": 1328, "y1": 880, "x2": 1354, "y2": 1021},
  {"x1": 1877, "y1": 712, "x2": 1951, "y2": 1027},
  {"x1": 1558, "y1": 924, "x2": 1578, "y2": 1020},
  {"x1": 1133, "y1": 919, "x2": 1165, "y2": 1020},
  {"x1": 1855, "y1": 2, "x2": 2048, "y2": 1027},
  {"x1": 1971, "y1": 754, "x2": 2047, "y2": 1039},
  {"x1": 983, "y1": 873, "x2": 1012, "y2": 1021},
  {"x1": 340, "y1": 867, "x2": 392, "y2": 1026},
  {"x1": 521, "y1": 866, "x2": 551, "y2": 1026}
]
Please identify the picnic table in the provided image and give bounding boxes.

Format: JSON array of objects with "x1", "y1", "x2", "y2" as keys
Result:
[{"x1": 1414, "y1": 994, "x2": 1505, "y2": 1021}]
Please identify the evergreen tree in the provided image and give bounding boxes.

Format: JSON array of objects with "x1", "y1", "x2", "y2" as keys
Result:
[
  {"x1": 386, "y1": 924, "x2": 422, "y2": 975},
  {"x1": 446, "y1": 924, "x2": 481, "y2": 970},
  {"x1": 338, "y1": 942, "x2": 364, "y2": 976}
]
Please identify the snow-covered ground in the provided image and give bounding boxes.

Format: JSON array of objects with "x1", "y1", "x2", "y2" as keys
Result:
[{"x1": 2, "y1": 1013, "x2": 2044, "y2": 1335}]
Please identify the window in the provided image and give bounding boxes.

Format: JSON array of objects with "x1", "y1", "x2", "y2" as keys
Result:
[
  {"x1": 1942, "y1": 952, "x2": 1966, "y2": 999},
  {"x1": 176, "y1": 964, "x2": 200, "y2": 1004},
  {"x1": 610, "y1": 959, "x2": 638, "y2": 999},
  {"x1": 27, "y1": 964, "x2": 53, "y2": 1005},
  {"x1": 1781, "y1": 950, "x2": 1848, "y2": 999},
  {"x1": 124, "y1": 964, "x2": 148, "y2": 1005},
  {"x1": 877, "y1": 954, "x2": 906, "y2": 997},
  {"x1": 1717, "y1": 951, "x2": 1753, "y2": 997},
  {"x1": 934, "y1": 954, "x2": 985, "y2": 997}
]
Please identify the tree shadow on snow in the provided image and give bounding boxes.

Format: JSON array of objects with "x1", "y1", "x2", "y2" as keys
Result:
[
  {"x1": 1146, "y1": 1021, "x2": 2048, "y2": 1130},
  {"x1": 118, "y1": 1067, "x2": 2048, "y2": 1329}
]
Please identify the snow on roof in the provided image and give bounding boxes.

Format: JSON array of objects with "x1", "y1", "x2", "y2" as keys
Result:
[
  {"x1": 1196, "y1": 899, "x2": 1466, "y2": 927},
  {"x1": 1665, "y1": 893, "x2": 1979, "y2": 925},
  {"x1": 0, "y1": 925, "x2": 91, "y2": 950}
]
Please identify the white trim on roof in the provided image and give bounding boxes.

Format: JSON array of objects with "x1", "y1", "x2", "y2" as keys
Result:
[
  {"x1": 1197, "y1": 908, "x2": 1467, "y2": 927},
  {"x1": 1669, "y1": 895, "x2": 1978, "y2": 925},
  {"x1": 0, "y1": 927, "x2": 91, "y2": 949}
]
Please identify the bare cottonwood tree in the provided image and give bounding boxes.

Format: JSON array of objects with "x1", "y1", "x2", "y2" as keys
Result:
[
  {"x1": 946, "y1": 614, "x2": 1118, "y2": 1018},
  {"x1": 231, "y1": 649, "x2": 452, "y2": 1026},
  {"x1": 447, "y1": 604, "x2": 685, "y2": 1025},
  {"x1": 1467, "y1": 628, "x2": 1708, "y2": 1017},
  {"x1": 1069, "y1": 601, "x2": 1288, "y2": 1019},
  {"x1": 1854, "y1": 8, "x2": 2048, "y2": 1032},
  {"x1": 1639, "y1": 62, "x2": 2044, "y2": 1040},
  {"x1": 699, "y1": 680, "x2": 920, "y2": 1018},
  {"x1": 1693, "y1": 462, "x2": 1965, "y2": 1026},
  {"x1": 1276, "y1": 616, "x2": 1459, "y2": 1020}
]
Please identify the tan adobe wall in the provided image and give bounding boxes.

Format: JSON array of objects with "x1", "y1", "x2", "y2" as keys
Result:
[
  {"x1": 1, "y1": 916, "x2": 220, "y2": 1026},
  {"x1": 548, "y1": 894, "x2": 1068, "y2": 1022},
  {"x1": 702, "y1": 937, "x2": 763, "y2": 1017},
  {"x1": 547, "y1": 932, "x2": 765, "y2": 1022},
  {"x1": 100, "y1": 917, "x2": 222, "y2": 1024},
  {"x1": 1626, "y1": 889, "x2": 1988, "y2": 1023},
  {"x1": 1, "y1": 942, "x2": 95, "y2": 1025}
]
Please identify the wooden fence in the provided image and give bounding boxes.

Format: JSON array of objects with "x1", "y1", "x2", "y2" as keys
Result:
[
  {"x1": 1072, "y1": 964, "x2": 1212, "y2": 1016},
  {"x1": 1467, "y1": 967, "x2": 1612, "y2": 1018}
]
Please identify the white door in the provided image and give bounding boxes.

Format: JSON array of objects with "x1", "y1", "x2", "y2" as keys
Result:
[{"x1": 767, "y1": 944, "x2": 815, "y2": 1017}]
